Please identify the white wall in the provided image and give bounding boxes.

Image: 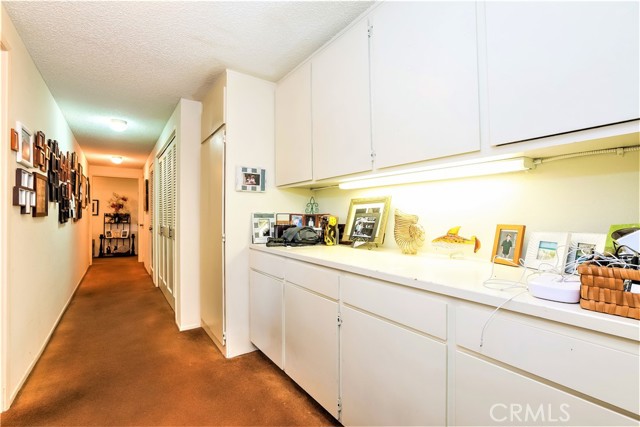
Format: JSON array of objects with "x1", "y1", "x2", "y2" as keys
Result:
[
  {"x1": 224, "y1": 70, "x2": 312, "y2": 357},
  {"x1": 91, "y1": 176, "x2": 139, "y2": 257},
  {"x1": 315, "y1": 152, "x2": 640, "y2": 260},
  {"x1": 1, "y1": 8, "x2": 90, "y2": 409},
  {"x1": 143, "y1": 98, "x2": 202, "y2": 331}
]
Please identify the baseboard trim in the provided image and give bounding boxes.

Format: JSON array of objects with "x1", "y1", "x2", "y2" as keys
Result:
[{"x1": 6, "y1": 266, "x2": 89, "y2": 409}]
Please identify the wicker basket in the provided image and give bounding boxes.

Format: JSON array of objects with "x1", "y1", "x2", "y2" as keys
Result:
[{"x1": 577, "y1": 263, "x2": 640, "y2": 320}]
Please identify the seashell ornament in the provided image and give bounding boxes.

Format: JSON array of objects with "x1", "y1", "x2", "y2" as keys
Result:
[{"x1": 394, "y1": 209, "x2": 425, "y2": 255}]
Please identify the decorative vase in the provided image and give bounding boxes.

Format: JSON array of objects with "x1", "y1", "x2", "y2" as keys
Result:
[{"x1": 394, "y1": 209, "x2": 425, "y2": 255}]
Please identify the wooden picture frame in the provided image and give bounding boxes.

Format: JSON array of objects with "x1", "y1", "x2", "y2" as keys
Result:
[
  {"x1": 32, "y1": 173, "x2": 48, "y2": 217},
  {"x1": 491, "y1": 224, "x2": 526, "y2": 266},
  {"x1": 524, "y1": 231, "x2": 570, "y2": 271},
  {"x1": 342, "y1": 196, "x2": 392, "y2": 245},
  {"x1": 11, "y1": 128, "x2": 19, "y2": 151},
  {"x1": 91, "y1": 199, "x2": 99, "y2": 216},
  {"x1": 290, "y1": 214, "x2": 304, "y2": 227},
  {"x1": 16, "y1": 121, "x2": 34, "y2": 168},
  {"x1": 144, "y1": 179, "x2": 149, "y2": 212}
]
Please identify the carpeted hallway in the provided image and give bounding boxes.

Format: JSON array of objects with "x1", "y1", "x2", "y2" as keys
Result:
[{"x1": 0, "y1": 257, "x2": 338, "y2": 426}]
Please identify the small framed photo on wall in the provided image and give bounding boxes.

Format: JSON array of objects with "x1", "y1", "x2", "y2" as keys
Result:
[
  {"x1": 491, "y1": 224, "x2": 526, "y2": 266},
  {"x1": 16, "y1": 121, "x2": 34, "y2": 168},
  {"x1": 236, "y1": 166, "x2": 265, "y2": 192}
]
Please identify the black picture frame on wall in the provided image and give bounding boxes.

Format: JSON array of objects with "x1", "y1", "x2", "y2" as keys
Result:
[
  {"x1": 92, "y1": 199, "x2": 99, "y2": 216},
  {"x1": 144, "y1": 179, "x2": 149, "y2": 212}
]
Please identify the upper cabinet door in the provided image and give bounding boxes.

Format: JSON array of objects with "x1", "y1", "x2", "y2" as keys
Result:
[
  {"x1": 275, "y1": 62, "x2": 313, "y2": 186},
  {"x1": 485, "y1": 1, "x2": 640, "y2": 146},
  {"x1": 312, "y1": 19, "x2": 372, "y2": 181},
  {"x1": 370, "y1": 2, "x2": 480, "y2": 169}
]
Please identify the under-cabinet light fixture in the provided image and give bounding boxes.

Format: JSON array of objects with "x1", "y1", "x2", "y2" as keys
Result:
[
  {"x1": 110, "y1": 156, "x2": 124, "y2": 165},
  {"x1": 110, "y1": 118, "x2": 128, "y2": 132},
  {"x1": 338, "y1": 157, "x2": 535, "y2": 190}
]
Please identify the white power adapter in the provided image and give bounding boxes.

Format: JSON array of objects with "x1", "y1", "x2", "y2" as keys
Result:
[{"x1": 528, "y1": 274, "x2": 581, "y2": 303}]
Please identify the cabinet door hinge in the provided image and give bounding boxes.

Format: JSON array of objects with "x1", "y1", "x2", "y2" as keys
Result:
[
  {"x1": 222, "y1": 234, "x2": 226, "y2": 242},
  {"x1": 337, "y1": 398, "x2": 342, "y2": 412},
  {"x1": 371, "y1": 150, "x2": 376, "y2": 161},
  {"x1": 337, "y1": 314, "x2": 343, "y2": 326},
  {"x1": 368, "y1": 24, "x2": 373, "y2": 38}
]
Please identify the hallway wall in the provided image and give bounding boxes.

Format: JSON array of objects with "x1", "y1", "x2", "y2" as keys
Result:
[{"x1": 1, "y1": 7, "x2": 91, "y2": 409}]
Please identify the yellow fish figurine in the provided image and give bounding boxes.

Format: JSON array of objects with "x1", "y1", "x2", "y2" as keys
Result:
[{"x1": 431, "y1": 226, "x2": 480, "y2": 257}]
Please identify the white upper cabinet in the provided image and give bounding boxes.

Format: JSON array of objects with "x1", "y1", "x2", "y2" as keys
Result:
[
  {"x1": 275, "y1": 62, "x2": 313, "y2": 186},
  {"x1": 312, "y1": 19, "x2": 372, "y2": 181},
  {"x1": 370, "y1": 1, "x2": 481, "y2": 168},
  {"x1": 485, "y1": 1, "x2": 640, "y2": 146}
]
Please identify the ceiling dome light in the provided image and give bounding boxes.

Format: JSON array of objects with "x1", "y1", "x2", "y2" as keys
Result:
[
  {"x1": 111, "y1": 156, "x2": 124, "y2": 165},
  {"x1": 110, "y1": 118, "x2": 128, "y2": 132}
]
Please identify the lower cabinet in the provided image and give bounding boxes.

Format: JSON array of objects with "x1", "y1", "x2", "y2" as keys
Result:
[
  {"x1": 284, "y1": 283, "x2": 339, "y2": 418},
  {"x1": 341, "y1": 305, "x2": 447, "y2": 426},
  {"x1": 455, "y1": 351, "x2": 637, "y2": 426},
  {"x1": 248, "y1": 270, "x2": 283, "y2": 369}
]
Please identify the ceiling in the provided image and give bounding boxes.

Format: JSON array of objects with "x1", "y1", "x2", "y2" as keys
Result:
[{"x1": 3, "y1": 1, "x2": 374, "y2": 168}]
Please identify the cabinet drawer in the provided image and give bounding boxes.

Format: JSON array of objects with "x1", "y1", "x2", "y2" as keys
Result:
[
  {"x1": 285, "y1": 260, "x2": 339, "y2": 300},
  {"x1": 249, "y1": 250, "x2": 285, "y2": 279},
  {"x1": 455, "y1": 351, "x2": 637, "y2": 426},
  {"x1": 456, "y1": 305, "x2": 639, "y2": 414},
  {"x1": 341, "y1": 274, "x2": 447, "y2": 340}
]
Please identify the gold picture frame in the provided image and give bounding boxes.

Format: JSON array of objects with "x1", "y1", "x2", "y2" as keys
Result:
[
  {"x1": 342, "y1": 196, "x2": 392, "y2": 245},
  {"x1": 491, "y1": 224, "x2": 526, "y2": 266}
]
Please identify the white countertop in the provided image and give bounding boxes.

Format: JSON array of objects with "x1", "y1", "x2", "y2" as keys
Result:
[{"x1": 250, "y1": 244, "x2": 640, "y2": 341}]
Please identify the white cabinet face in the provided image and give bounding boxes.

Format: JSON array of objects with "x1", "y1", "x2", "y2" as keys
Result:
[
  {"x1": 249, "y1": 270, "x2": 283, "y2": 368},
  {"x1": 284, "y1": 283, "x2": 339, "y2": 418},
  {"x1": 485, "y1": 1, "x2": 640, "y2": 145},
  {"x1": 454, "y1": 351, "x2": 638, "y2": 426},
  {"x1": 340, "y1": 306, "x2": 447, "y2": 426},
  {"x1": 312, "y1": 19, "x2": 372, "y2": 181},
  {"x1": 370, "y1": 1, "x2": 481, "y2": 168},
  {"x1": 275, "y1": 62, "x2": 313, "y2": 186}
]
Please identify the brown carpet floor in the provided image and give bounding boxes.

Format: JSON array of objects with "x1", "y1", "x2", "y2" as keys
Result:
[{"x1": 1, "y1": 257, "x2": 339, "y2": 426}]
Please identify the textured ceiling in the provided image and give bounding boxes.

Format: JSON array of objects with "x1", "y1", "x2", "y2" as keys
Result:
[{"x1": 3, "y1": 1, "x2": 374, "y2": 168}]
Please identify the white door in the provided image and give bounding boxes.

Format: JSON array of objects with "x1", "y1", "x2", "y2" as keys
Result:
[
  {"x1": 148, "y1": 164, "x2": 155, "y2": 282},
  {"x1": 200, "y1": 128, "x2": 226, "y2": 345},
  {"x1": 157, "y1": 135, "x2": 176, "y2": 310},
  {"x1": 284, "y1": 283, "x2": 339, "y2": 418}
]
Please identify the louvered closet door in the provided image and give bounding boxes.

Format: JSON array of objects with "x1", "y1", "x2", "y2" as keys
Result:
[
  {"x1": 157, "y1": 136, "x2": 176, "y2": 310},
  {"x1": 149, "y1": 165, "x2": 155, "y2": 281}
]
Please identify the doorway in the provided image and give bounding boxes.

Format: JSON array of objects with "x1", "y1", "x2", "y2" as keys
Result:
[{"x1": 91, "y1": 176, "x2": 139, "y2": 259}]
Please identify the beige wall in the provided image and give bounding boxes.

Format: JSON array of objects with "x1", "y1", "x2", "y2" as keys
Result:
[
  {"x1": 316, "y1": 151, "x2": 640, "y2": 260},
  {"x1": 1, "y1": 8, "x2": 90, "y2": 409}
]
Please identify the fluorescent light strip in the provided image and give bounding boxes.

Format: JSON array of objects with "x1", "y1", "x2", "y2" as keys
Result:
[{"x1": 338, "y1": 157, "x2": 534, "y2": 190}]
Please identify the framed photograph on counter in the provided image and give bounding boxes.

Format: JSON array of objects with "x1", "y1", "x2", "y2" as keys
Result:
[
  {"x1": 491, "y1": 224, "x2": 525, "y2": 266},
  {"x1": 524, "y1": 231, "x2": 569, "y2": 271},
  {"x1": 252, "y1": 212, "x2": 275, "y2": 243},
  {"x1": 565, "y1": 233, "x2": 606, "y2": 274},
  {"x1": 342, "y1": 196, "x2": 391, "y2": 245}
]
